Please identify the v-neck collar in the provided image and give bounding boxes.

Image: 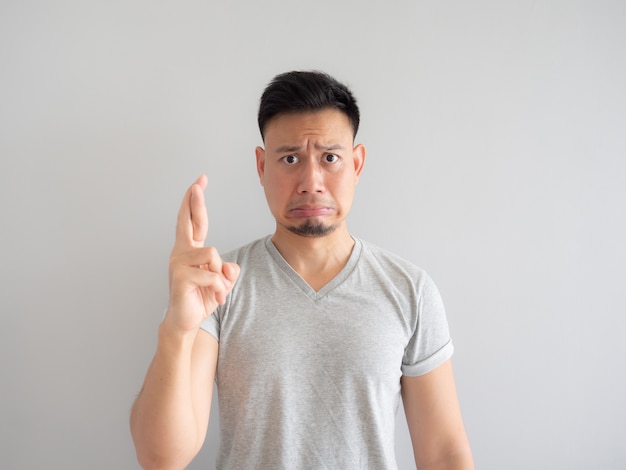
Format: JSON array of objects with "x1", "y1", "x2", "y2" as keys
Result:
[{"x1": 264, "y1": 235, "x2": 362, "y2": 301}]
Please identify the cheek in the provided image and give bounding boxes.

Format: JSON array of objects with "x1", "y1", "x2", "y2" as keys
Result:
[
  {"x1": 334, "y1": 174, "x2": 357, "y2": 194},
  {"x1": 264, "y1": 175, "x2": 290, "y2": 201}
]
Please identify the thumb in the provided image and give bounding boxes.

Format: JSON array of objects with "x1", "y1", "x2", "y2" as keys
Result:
[{"x1": 222, "y1": 262, "x2": 241, "y2": 287}]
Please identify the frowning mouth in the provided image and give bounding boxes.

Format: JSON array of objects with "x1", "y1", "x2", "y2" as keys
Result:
[{"x1": 287, "y1": 205, "x2": 335, "y2": 218}]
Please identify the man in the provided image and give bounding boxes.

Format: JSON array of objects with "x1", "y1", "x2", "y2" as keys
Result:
[{"x1": 131, "y1": 71, "x2": 474, "y2": 469}]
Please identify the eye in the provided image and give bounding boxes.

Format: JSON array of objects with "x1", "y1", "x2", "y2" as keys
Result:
[
  {"x1": 324, "y1": 153, "x2": 339, "y2": 163},
  {"x1": 282, "y1": 155, "x2": 299, "y2": 165}
]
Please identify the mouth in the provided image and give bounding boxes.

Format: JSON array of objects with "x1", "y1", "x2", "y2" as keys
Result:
[{"x1": 288, "y1": 205, "x2": 335, "y2": 218}]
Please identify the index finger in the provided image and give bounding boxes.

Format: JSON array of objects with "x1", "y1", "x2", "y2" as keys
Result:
[{"x1": 174, "y1": 174, "x2": 208, "y2": 249}]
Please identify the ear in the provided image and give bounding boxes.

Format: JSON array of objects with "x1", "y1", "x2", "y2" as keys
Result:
[
  {"x1": 352, "y1": 144, "x2": 366, "y2": 182},
  {"x1": 255, "y1": 146, "x2": 266, "y2": 186}
]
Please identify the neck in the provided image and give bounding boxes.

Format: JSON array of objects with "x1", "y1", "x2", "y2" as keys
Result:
[{"x1": 271, "y1": 224, "x2": 355, "y2": 291}]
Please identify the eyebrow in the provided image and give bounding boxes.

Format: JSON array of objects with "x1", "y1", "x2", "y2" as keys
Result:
[{"x1": 274, "y1": 143, "x2": 344, "y2": 153}]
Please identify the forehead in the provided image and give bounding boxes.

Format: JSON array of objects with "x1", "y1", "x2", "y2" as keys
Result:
[{"x1": 263, "y1": 109, "x2": 353, "y2": 145}]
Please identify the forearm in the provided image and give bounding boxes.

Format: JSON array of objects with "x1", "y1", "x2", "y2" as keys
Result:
[
  {"x1": 130, "y1": 175, "x2": 235, "y2": 468},
  {"x1": 130, "y1": 325, "x2": 205, "y2": 469}
]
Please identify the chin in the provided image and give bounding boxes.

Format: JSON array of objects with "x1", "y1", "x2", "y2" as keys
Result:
[{"x1": 287, "y1": 220, "x2": 336, "y2": 238}]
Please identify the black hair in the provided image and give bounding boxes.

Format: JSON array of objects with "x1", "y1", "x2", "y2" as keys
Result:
[{"x1": 258, "y1": 70, "x2": 360, "y2": 141}]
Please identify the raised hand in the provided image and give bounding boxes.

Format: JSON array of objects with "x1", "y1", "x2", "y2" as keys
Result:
[{"x1": 163, "y1": 175, "x2": 240, "y2": 334}]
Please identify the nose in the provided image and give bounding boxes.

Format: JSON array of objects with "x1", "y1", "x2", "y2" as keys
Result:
[{"x1": 297, "y1": 159, "x2": 325, "y2": 194}]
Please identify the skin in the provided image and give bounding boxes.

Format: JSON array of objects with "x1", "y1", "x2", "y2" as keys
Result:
[
  {"x1": 130, "y1": 175, "x2": 237, "y2": 469},
  {"x1": 402, "y1": 361, "x2": 474, "y2": 469},
  {"x1": 130, "y1": 109, "x2": 474, "y2": 469},
  {"x1": 255, "y1": 109, "x2": 365, "y2": 290}
]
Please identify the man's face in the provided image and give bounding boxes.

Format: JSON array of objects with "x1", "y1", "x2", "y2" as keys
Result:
[{"x1": 256, "y1": 108, "x2": 365, "y2": 238}]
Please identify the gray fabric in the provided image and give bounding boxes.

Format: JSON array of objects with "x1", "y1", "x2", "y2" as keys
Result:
[{"x1": 201, "y1": 236, "x2": 453, "y2": 469}]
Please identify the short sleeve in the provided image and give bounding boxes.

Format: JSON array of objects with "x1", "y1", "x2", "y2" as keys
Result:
[
  {"x1": 401, "y1": 273, "x2": 454, "y2": 376},
  {"x1": 200, "y1": 308, "x2": 221, "y2": 342}
]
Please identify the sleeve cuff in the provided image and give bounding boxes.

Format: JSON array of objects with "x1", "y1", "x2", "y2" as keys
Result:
[{"x1": 401, "y1": 339, "x2": 454, "y2": 377}]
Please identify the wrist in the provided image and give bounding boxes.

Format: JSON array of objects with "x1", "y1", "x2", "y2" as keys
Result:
[{"x1": 157, "y1": 320, "x2": 198, "y2": 353}]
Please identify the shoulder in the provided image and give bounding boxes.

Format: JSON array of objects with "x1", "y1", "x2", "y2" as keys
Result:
[
  {"x1": 355, "y1": 239, "x2": 445, "y2": 306},
  {"x1": 358, "y1": 239, "x2": 429, "y2": 282}
]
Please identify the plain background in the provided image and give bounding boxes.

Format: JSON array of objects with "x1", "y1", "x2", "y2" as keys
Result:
[{"x1": 1, "y1": 1, "x2": 625, "y2": 469}]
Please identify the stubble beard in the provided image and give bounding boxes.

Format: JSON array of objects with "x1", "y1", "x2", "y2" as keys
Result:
[{"x1": 287, "y1": 219, "x2": 337, "y2": 238}]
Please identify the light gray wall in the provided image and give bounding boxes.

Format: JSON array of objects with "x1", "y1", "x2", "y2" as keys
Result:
[{"x1": 1, "y1": 1, "x2": 625, "y2": 469}]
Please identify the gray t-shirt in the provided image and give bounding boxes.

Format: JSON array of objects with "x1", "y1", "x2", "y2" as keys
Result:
[{"x1": 201, "y1": 236, "x2": 453, "y2": 469}]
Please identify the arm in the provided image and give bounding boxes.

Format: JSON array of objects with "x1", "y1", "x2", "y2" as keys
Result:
[
  {"x1": 130, "y1": 175, "x2": 239, "y2": 469},
  {"x1": 401, "y1": 359, "x2": 474, "y2": 470},
  {"x1": 130, "y1": 328, "x2": 217, "y2": 469}
]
